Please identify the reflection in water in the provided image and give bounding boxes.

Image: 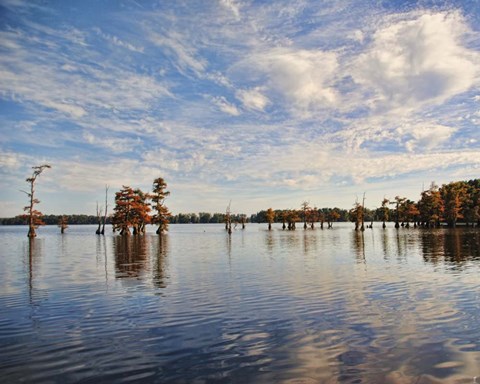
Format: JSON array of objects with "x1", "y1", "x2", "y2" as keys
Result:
[
  {"x1": 3, "y1": 225, "x2": 480, "y2": 383},
  {"x1": 302, "y1": 230, "x2": 319, "y2": 255},
  {"x1": 265, "y1": 231, "x2": 274, "y2": 255},
  {"x1": 112, "y1": 235, "x2": 169, "y2": 288},
  {"x1": 24, "y1": 238, "x2": 43, "y2": 304},
  {"x1": 151, "y1": 235, "x2": 169, "y2": 289},
  {"x1": 113, "y1": 235, "x2": 148, "y2": 279},
  {"x1": 381, "y1": 229, "x2": 390, "y2": 260},
  {"x1": 96, "y1": 236, "x2": 109, "y2": 289},
  {"x1": 352, "y1": 230, "x2": 365, "y2": 263},
  {"x1": 422, "y1": 229, "x2": 480, "y2": 268}
]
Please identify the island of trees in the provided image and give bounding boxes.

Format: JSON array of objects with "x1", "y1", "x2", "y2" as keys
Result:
[{"x1": 4, "y1": 164, "x2": 480, "y2": 235}]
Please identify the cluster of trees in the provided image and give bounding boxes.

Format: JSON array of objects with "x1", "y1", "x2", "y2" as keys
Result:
[
  {"x1": 168, "y1": 212, "x2": 249, "y2": 224},
  {"x1": 112, "y1": 177, "x2": 171, "y2": 235},
  {"x1": 256, "y1": 204, "x2": 344, "y2": 230},
  {"x1": 255, "y1": 180, "x2": 480, "y2": 230},
  {"x1": 374, "y1": 180, "x2": 480, "y2": 228},
  {"x1": 251, "y1": 207, "x2": 361, "y2": 227}
]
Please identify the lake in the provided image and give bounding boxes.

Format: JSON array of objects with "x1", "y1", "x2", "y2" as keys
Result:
[{"x1": 1, "y1": 223, "x2": 479, "y2": 383}]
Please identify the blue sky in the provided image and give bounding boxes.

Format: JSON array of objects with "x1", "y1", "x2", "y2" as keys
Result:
[{"x1": 1, "y1": 0, "x2": 479, "y2": 217}]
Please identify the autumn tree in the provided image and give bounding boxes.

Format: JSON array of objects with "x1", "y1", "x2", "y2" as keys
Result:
[
  {"x1": 307, "y1": 206, "x2": 318, "y2": 229},
  {"x1": 280, "y1": 210, "x2": 288, "y2": 230},
  {"x1": 390, "y1": 196, "x2": 406, "y2": 228},
  {"x1": 349, "y1": 201, "x2": 363, "y2": 231},
  {"x1": 403, "y1": 199, "x2": 419, "y2": 228},
  {"x1": 327, "y1": 209, "x2": 340, "y2": 228},
  {"x1": 463, "y1": 180, "x2": 480, "y2": 227},
  {"x1": 131, "y1": 188, "x2": 152, "y2": 234},
  {"x1": 318, "y1": 210, "x2": 326, "y2": 229},
  {"x1": 151, "y1": 177, "x2": 171, "y2": 234},
  {"x1": 112, "y1": 186, "x2": 136, "y2": 235},
  {"x1": 265, "y1": 208, "x2": 275, "y2": 230},
  {"x1": 378, "y1": 198, "x2": 390, "y2": 228},
  {"x1": 418, "y1": 183, "x2": 443, "y2": 227},
  {"x1": 58, "y1": 215, "x2": 68, "y2": 234},
  {"x1": 21, "y1": 164, "x2": 51, "y2": 238},
  {"x1": 286, "y1": 209, "x2": 299, "y2": 230},
  {"x1": 440, "y1": 181, "x2": 467, "y2": 228}
]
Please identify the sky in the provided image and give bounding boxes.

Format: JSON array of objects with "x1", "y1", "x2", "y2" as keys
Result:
[{"x1": 1, "y1": 0, "x2": 480, "y2": 217}]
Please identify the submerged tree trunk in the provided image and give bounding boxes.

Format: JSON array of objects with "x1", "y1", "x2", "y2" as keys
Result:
[{"x1": 28, "y1": 226, "x2": 36, "y2": 238}]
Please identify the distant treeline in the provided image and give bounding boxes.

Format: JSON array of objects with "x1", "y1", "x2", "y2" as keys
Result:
[
  {"x1": 1, "y1": 215, "x2": 112, "y2": 226},
  {"x1": 4, "y1": 179, "x2": 480, "y2": 228}
]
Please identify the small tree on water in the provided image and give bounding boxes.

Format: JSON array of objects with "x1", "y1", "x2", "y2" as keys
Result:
[
  {"x1": 151, "y1": 177, "x2": 171, "y2": 234},
  {"x1": 21, "y1": 164, "x2": 51, "y2": 238},
  {"x1": 265, "y1": 208, "x2": 275, "y2": 230}
]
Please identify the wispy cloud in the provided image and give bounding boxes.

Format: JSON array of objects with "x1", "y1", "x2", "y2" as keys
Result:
[{"x1": 1, "y1": 0, "x2": 479, "y2": 216}]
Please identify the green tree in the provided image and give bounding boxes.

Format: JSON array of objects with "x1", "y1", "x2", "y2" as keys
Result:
[{"x1": 151, "y1": 177, "x2": 171, "y2": 234}]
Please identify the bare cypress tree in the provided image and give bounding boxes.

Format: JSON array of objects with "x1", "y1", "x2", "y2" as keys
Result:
[
  {"x1": 95, "y1": 202, "x2": 102, "y2": 235},
  {"x1": 225, "y1": 201, "x2": 232, "y2": 234},
  {"x1": 21, "y1": 164, "x2": 51, "y2": 238},
  {"x1": 101, "y1": 185, "x2": 109, "y2": 235}
]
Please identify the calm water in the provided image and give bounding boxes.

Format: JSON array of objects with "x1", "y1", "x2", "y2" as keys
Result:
[{"x1": 1, "y1": 224, "x2": 480, "y2": 383}]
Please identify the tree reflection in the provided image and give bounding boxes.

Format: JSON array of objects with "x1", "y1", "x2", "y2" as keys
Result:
[
  {"x1": 25, "y1": 237, "x2": 43, "y2": 305},
  {"x1": 112, "y1": 235, "x2": 170, "y2": 288},
  {"x1": 422, "y1": 229, "x2": 480, "y2": 267},
  {"x1": 381, "y1": 228, "x2": 390, "y2": 260},
  {"x1": 113, "y1": 235, "x2": 148, "y2": 279},
  {"x1": 151, "y1": 235, "x2": 169, "y2": 289},
  {"x1": 352, "y1": 230, "x2": 365, "y2": 263},
  {"x1": 265, "y1": 231, "x2": 274, "y2": 254}
]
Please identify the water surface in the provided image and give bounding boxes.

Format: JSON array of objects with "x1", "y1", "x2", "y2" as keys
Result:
[{"x1": 1, "y1": 224, "x2": 479, "y2": 383}]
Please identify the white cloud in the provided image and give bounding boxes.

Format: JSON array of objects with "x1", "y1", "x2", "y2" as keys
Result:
[
  {"x1": 236, "y1": 87, "x2": 270, "y2": 111},
  {"x1": 94, "y1": 28, "x2": 144, "y2": 53},
  {"x1": 237, "y1": 47, "x2": 339, "y2": 116},
  {"x1": 352, "y1": 11, "x2": 479, "y2": 113},
  {"x1": 0, "y1": 26, "x2": 173, "y2": 122},
  {"x1": 150, "y1": 30, "x2": 207, "y2": 77},
  {"x1": 401, "y1": 124, "x2": 457, "y2": 152},
  {"x1": 211, "y1": 96, "x2": 241, "y2": 116},
  {"x1": 219, "y1": 0, "x2": 241, "y2": 20},
  {"x1": 0, "y1": 151, "x2": 24, "y2": 172}
]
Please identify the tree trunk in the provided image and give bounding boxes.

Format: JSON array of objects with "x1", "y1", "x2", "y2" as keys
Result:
[{"x1": 28, "y1": 226, "x2": 36, "y2": 238}]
